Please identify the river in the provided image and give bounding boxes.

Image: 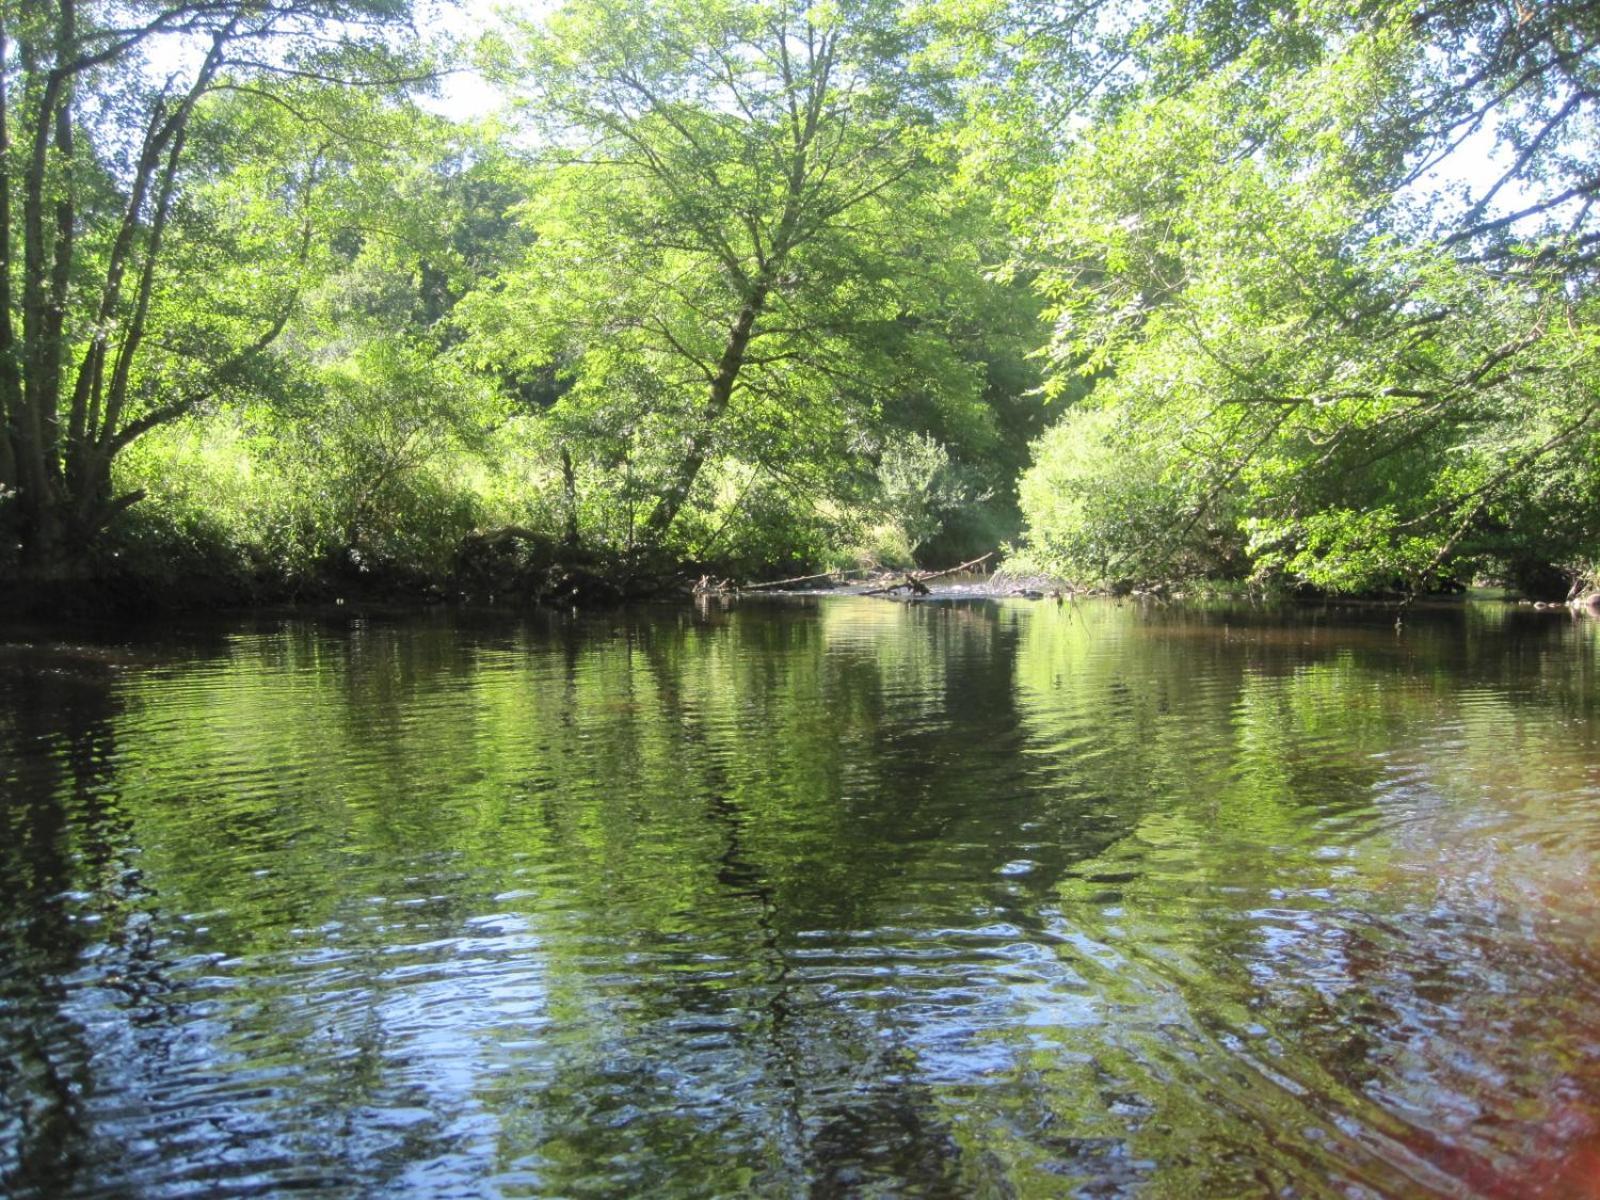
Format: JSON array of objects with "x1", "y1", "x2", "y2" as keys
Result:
[{"x1": 2, "y1": 597, "x2": 1597, "y2": 1197}]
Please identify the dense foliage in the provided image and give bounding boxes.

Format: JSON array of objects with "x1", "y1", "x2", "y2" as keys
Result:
[
  {"x1": 0, "y1": 0, "x2": 1595, "y2": 601},
  {"x1": 1006, "y1": 0, "x2": 1600, "y2": 597}
]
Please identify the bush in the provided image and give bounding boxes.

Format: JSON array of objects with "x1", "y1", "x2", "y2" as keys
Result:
[{"x1": 1016, "y1": 404, "x2": 1245, "y2": 588}]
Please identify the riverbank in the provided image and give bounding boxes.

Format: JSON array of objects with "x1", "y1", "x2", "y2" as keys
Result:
[
  {"x1": 0, "y1": 536, "x2": 706, "y2": 619},
  {"x1": 5, "y1": 537, "x2": 1593, "y2": 621}
]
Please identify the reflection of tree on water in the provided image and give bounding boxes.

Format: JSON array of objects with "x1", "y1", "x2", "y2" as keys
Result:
[
  {"x1": 510, "y1": 600, "x2": 1133, "y2": 1195},
  {"x1": 643, "y1": 613, "x2": 984, "y2": 1194},
  {"x1": 4, "y1": 605, "x2": 1596, "y2": 1196},
  {"x1": 1006, "y1": 603, "x2": 1600, "y2": 1195},
  {"x1": 0, "y1": 651, "x2": 165, "y2": 1195}
]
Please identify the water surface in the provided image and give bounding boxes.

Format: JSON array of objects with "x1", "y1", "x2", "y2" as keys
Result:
[{"x1": 2, "y1": 598, "x2": 1598, "y2": 1197}]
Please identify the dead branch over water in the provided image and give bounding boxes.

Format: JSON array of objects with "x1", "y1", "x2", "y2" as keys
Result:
[{"x1": 859, "y1": 552, "x2": 996, "y2": 596}]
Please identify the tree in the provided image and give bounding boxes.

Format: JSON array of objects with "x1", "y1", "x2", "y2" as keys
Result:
[
  {"x1": 1004, "y1": 0, "x2": 1600, "y2": 593},
  {"x1": 0, "y1": 0, "x2": 427, "y2": 569},
  {"x1": 464, "y1": 0, "x2": 997, "y2": 556}
]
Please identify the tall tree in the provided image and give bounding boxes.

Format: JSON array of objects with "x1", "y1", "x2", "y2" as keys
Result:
[
  {"x1": 465, "y1": 0, "x2": 994, "y2": 553},
  {"x1": 1003, "y1": 0, "x2": 1600, "y2": 593},
  {"x1": 0, "y1": 0, "x2": 426, "y2": 568}
]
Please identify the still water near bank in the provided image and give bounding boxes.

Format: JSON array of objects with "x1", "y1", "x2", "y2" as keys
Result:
[{"x1": 1, "y1": 598, "x2": 1598, "y2": 1198}]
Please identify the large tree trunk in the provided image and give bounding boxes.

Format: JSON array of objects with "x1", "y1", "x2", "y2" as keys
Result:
[
  {"x1": 642, "y1": 280, "x2": 771, "y2": 543},
  {"x1": 0, "y1": 7, "x2": 277, "y2": 573}
]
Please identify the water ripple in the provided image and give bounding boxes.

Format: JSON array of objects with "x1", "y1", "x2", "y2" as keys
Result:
[{"x1": 1, "y1": 602, "x2": 1598, "y2": 1197}]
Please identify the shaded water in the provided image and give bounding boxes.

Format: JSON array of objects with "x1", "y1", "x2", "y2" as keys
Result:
[{"x1": 2, "y1": 598, "x2": 1599, "y2": 1198}]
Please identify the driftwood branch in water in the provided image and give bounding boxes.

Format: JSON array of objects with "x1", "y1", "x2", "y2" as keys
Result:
[
  {"x1": 860, "y1": 552, "x2": 995, "y2": 597},
  {"x1": 742, "y1": 566, "x2": 875, "y2": 591}
]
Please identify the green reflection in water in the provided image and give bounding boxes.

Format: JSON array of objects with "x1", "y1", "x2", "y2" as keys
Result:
[{"x1": 2, "y1": 600, "x2": 1598, "y2": 1198}]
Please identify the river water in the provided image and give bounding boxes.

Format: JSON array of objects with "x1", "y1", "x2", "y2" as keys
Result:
[{"x1": 2, "y1": 598, "x2": 1598, "y2": 1198}]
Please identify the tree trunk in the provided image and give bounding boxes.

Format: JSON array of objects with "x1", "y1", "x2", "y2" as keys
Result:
[
  {"x1": 0, "y1": 19, "x2": 16, "y2": 495},
  {"x1": 0, "y1": 10, "x2": 284, "y2": 571},
  {"x1": 642, "y1": 280, "x2": 770, "y2": 542},
  {"x1": 560, "y1": 446, "x2": 581, "y2": 548}
]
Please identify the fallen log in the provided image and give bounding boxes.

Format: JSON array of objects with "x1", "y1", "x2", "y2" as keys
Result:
[
  {"x1": 861, "y1": 552, "x2": 995, "y2": 597},
  {"x1": 742, "y1": 566, "x2": 875, "y2": 591}
]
